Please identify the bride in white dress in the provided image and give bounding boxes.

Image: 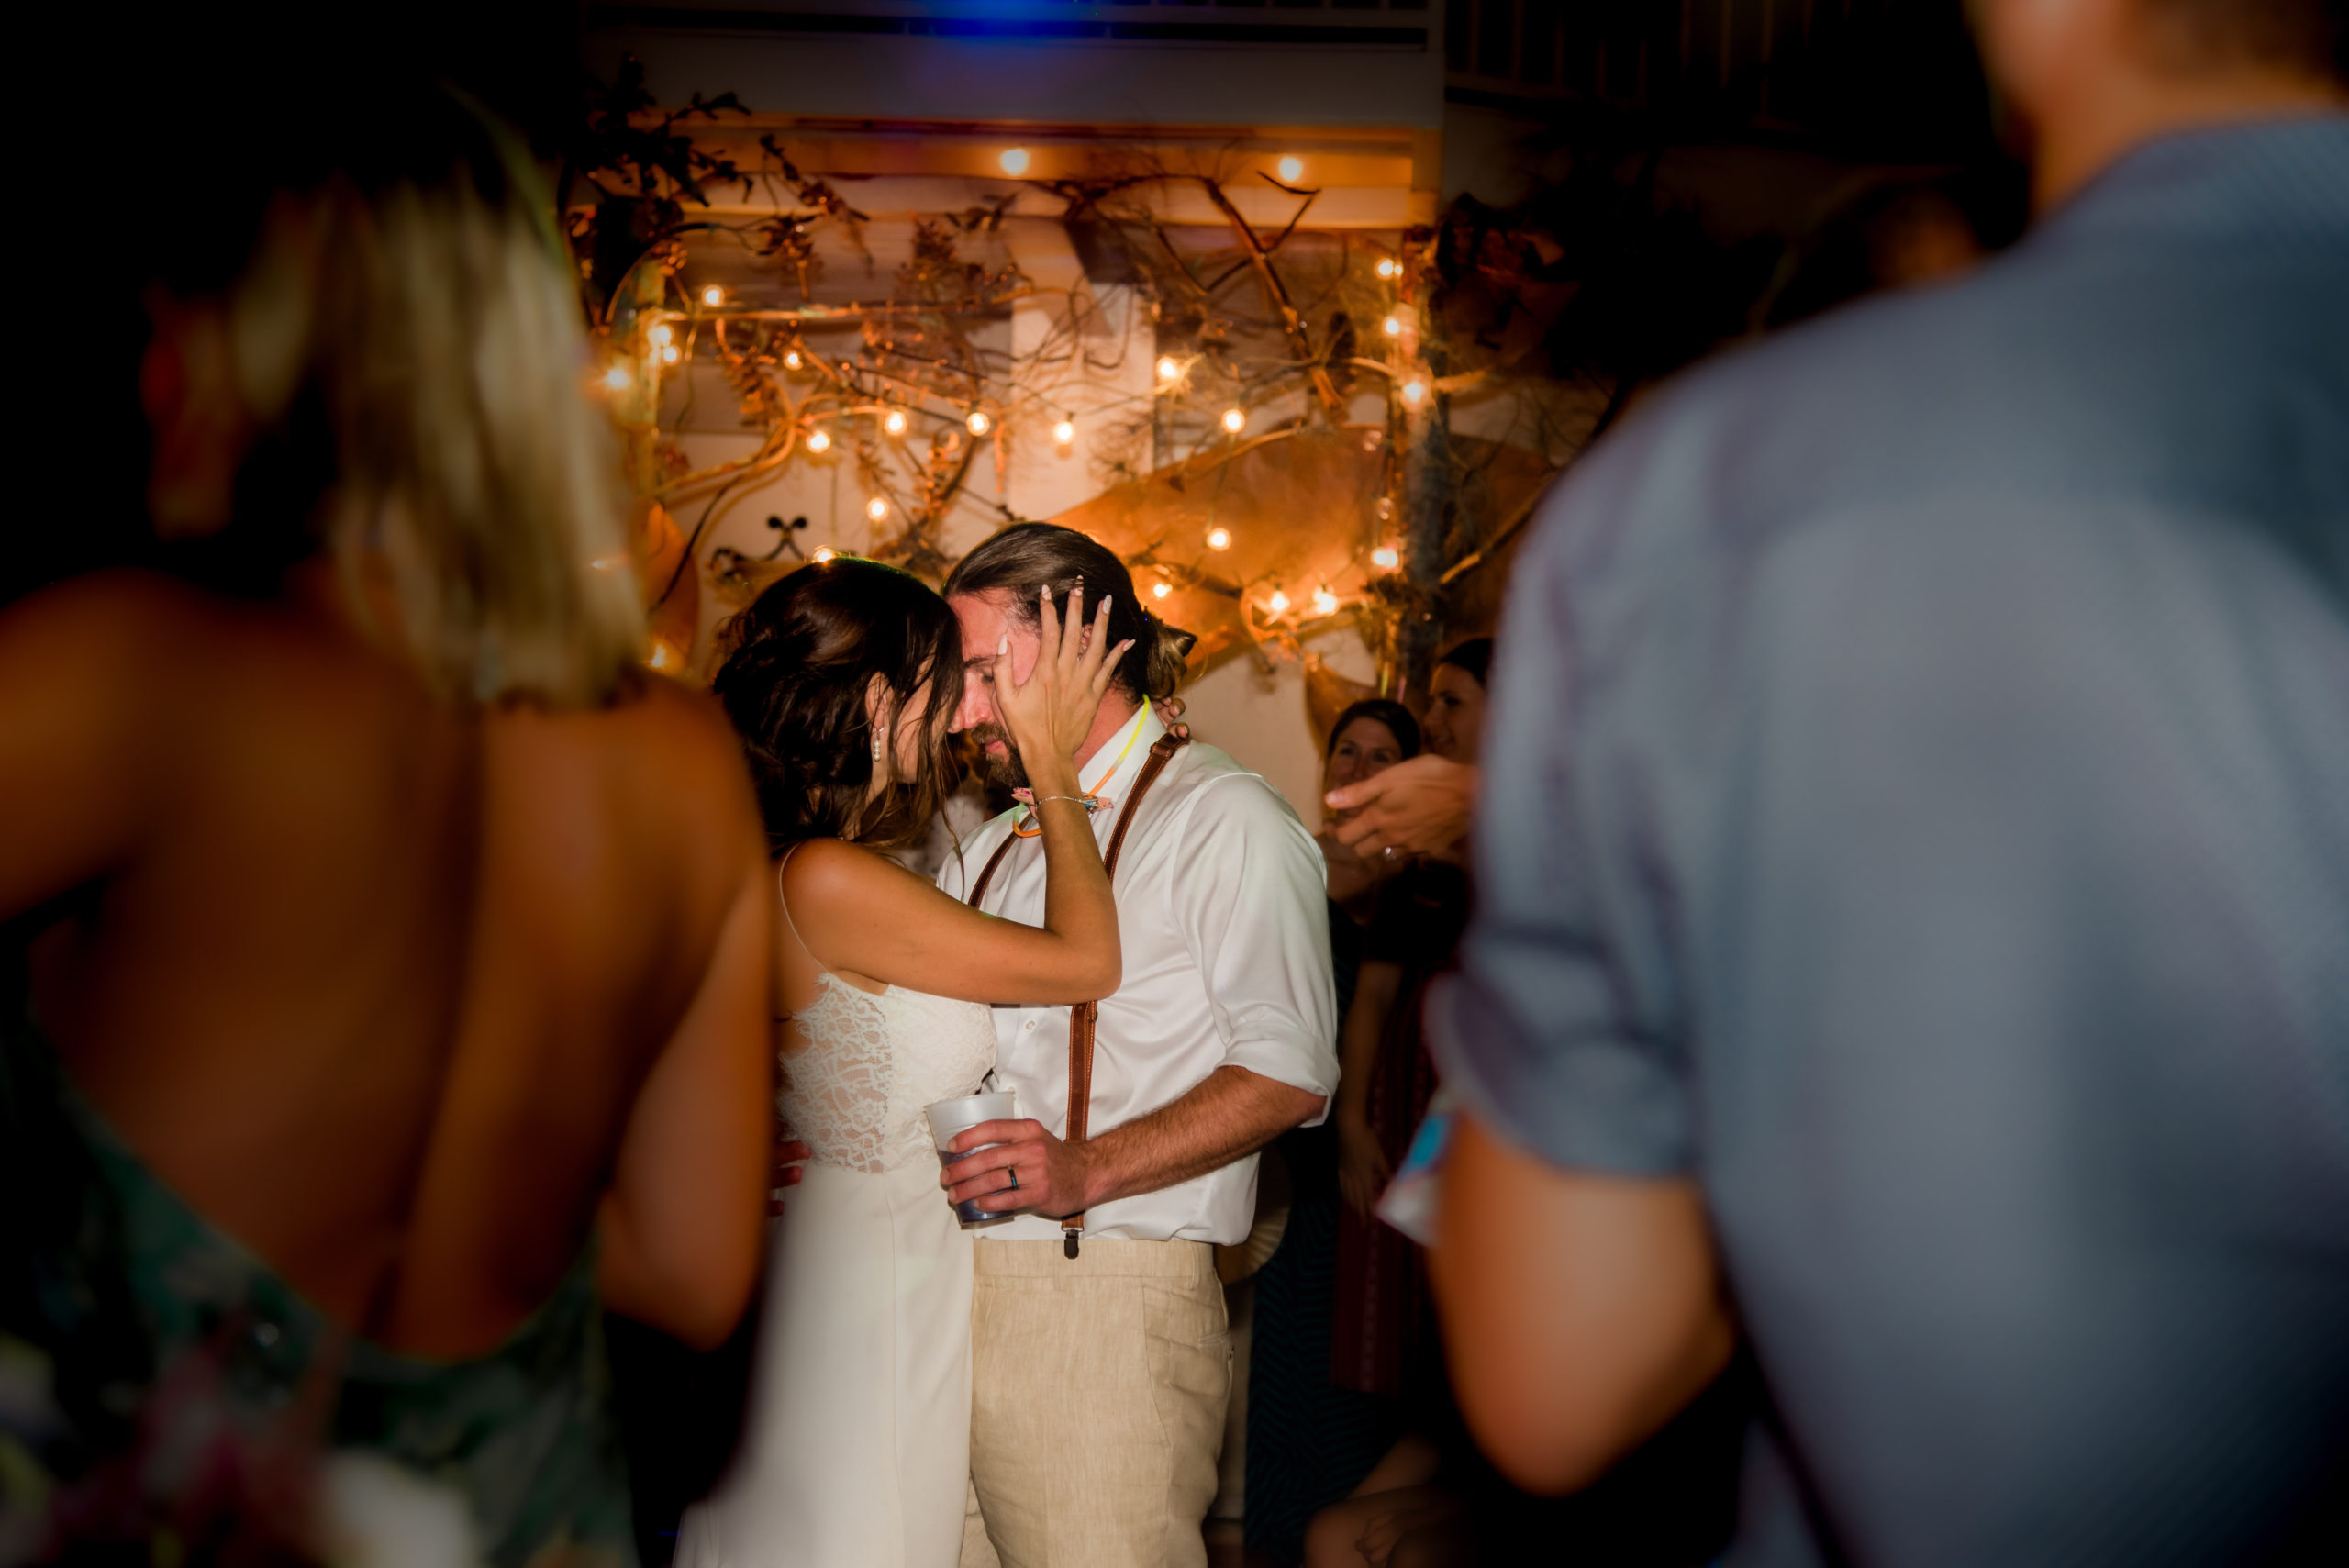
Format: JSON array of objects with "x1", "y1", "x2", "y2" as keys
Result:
[{"x1": 678, "y1": 560, "x2": 1127, "y2": 1568}]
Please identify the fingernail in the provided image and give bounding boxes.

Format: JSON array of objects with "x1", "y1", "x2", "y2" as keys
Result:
[
  {"x1": 998, "y1": 633, "x2": 1009, "y2": 654},
  {"x1": 1103, "y1": 596, "x2": 1113, "y2": 612}
]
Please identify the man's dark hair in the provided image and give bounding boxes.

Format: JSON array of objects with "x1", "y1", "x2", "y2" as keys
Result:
[
  {"x1": 1437, "y1": 638, "x2": 1495, "y2": 689},
  {"x1": 942, "y1": 523, "x2": 1198, "y2": 701},
  {"x1": 2142, "y1": 0, "x2": 2347, "y2": 80}
]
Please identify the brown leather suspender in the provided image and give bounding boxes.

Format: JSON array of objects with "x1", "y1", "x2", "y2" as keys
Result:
[{"x1": 964, "y1": 730, "x2": 1188, "y2": 1257}]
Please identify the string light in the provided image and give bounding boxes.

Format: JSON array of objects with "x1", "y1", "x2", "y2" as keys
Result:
[
  {"x1": 883, "y1": 409, "x2": 907, "y2": 436},
  {"x1": 649, "y1": 323, "x2": 674, "y2": 347},
  {"x1": 1156, "y1": 355, "x2": 1182, "y2": 383},
  {"x1": 662, "y1": 344, "x2": 681, "y2": 364},
  {"x1": 1276, "y1": 155, "x2": 1305, "y2": 183},
  {"x1": 601, "y1": 364, "x2": 631, "y2": 391},
  {"x1": 1219, "y1": 407, "x2": 1246, "y2": 435},
  {"x1": 865, "y1": 496, "x2": 889, "y2": 522},
  {"x1": 1152, "y1": 581, "x2": 1172, "y2": 600},
  {"x1": 1205, "y1": 526, "x2": 1232, "y2": 550},
  {"x1": 807, "y1": 428, "x2": 832, "y2": 453},
  {"x1": 1382, "y1": 315, "x2": 1404, "y2": 337},
  {"x1": 1267, "y1": 589, "x2": 1291, "y2": 615},
  {"x1": 966, "y1": 409, "x2": 992, "y2": 437},
  {"x1": 1375, "y1": 257, "x2": 1399, "y2": 279},
  {"x1": 1371, "y1": 544, "x2": 1401, "y2": 571},
  {"x1": 1312, "y1": 586, "x2": 1340, "y2": 617},
  {"x1": 812, "y1": 546, "x2": 838, "y2": 562},
  {"x1": 1400, "y1": 378, "x2": 1428, "y2": 406},
  {"x1": 701, "y1": 285, "x2": 725, "y2": 307},
  {"x1": 999, "y1": 147, "x2": 1031, "y2": 176},
  {"x1": 784, "y1": 350, "x2": 804, "y2": 370},
  {"x1": 1052, "y1": 417, "x2": 1076, "y2": 445}
]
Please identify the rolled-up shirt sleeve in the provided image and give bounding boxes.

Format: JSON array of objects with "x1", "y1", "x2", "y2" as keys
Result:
[
  {"x1": 1168, "y1": 776, "x2": 1340, "y2": 1122},
  {"x1": 1429, "y1": 475, "x2": 1696, "y2": 1177}
]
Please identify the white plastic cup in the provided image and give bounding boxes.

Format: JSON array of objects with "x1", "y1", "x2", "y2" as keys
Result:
[{"x1": 925, "y1": 1090, "x2": 1019, "y2": 1225}]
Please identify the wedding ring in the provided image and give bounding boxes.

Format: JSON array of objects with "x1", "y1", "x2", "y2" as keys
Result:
[{"x1": 1008, "y1": 1168, "x2": 1019, "y2": 1191}]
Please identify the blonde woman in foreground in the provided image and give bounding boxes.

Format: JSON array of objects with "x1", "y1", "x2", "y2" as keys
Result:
[{"x1": 0, "y1": 87, "x2": 770, "y2": 1565}]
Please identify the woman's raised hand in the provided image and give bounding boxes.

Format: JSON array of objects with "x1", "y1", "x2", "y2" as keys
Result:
[{"x1": 992, "y1": 583, "x2": 1130, "y2": 780}]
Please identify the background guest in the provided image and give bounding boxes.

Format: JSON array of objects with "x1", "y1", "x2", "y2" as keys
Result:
[
  {"x1": 1306, "y1": 646, "x2": 1488, "y2": 1567},
  {"x1": 1320, "y1": 639, "x2": 1492, "y2": 871},
  {"x1": 1417, "y1": 639, "x2": 1490, "y2": 773},
  {"x1": 0, "y1": 64, "x2": 774, "y2": 1564},
  {"x1": 1248, "y1": 697, "x2": 1424, "y2": 1565},
  {"x1": 1318, "y1": 698, "x2": 1425, "y2": 1012}
]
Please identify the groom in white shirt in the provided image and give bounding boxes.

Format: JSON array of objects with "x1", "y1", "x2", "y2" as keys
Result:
[{"x1": 935, "y1": 524, "x2": 1337, "y2": 1568}]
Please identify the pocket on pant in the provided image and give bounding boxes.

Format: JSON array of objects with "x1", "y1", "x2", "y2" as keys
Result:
[{"x1": 1141, "y1": 1283, "x2": 1230, "y2": 1421}]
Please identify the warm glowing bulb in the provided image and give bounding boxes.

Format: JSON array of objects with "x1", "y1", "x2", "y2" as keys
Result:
[
  {"x1": 602, "y1": 364, "x2": 631, "y2": 391},
  {"x1": 662, "y1": 343, "x2": 681, "y2": 364},
  {"x1": 999, "y1": 147, "x2": 1031, "y2": 176},
  {"x1": 1276, "y1": 155, "x2": 1305, "y2": 183},
  {"x1": 865, "y1": 496, "x2": 889, "y2": 522},
  {"x1": 966, "y1": 409, "x2": 992, "y2": 437},
  {"x1": 701, "y1": 285, "x2": 725, "y2": 307},
  {"x1": 1205, "y1": 527, "x2": 1232, "y2": 551},
  {"x1": 1371, "y1": 545, "x2": 1400, "y2": 571},
  {"x1": 883, "y1": 409, "x2": 907, "y2": 436},
  {"x1": 649, "y1": 323, "x2": 674, "y2": 347},
  {"x1": 812, "y1": 546, "x2": 838, "y2": 562},
  {"x1": 1267, "y1": 590, "x2": 1291, "y2": 615},
  {"x1": 1400, "y1": 378, "x2": 1427, "y2": 406},
  {"x1": 1382, "y1": 315, "x2": 1404, "y2": 337},
  {"x1": 1375, "y1": 257, "x2": 1398, "y2": 279},
  {"x1": 1312, "y1": 587, "x2": 1339, "y2": 617},
  {"x1": 1220, "y1": 407, "x2": 1246, "y2": 434},
  {"x1": 806, "y1": 428, "x2": 832, "y2": 453},
  {"x1": 648, "y1": 644, "x2": 674, "y2": 670},
  {"x1": 784, "y1": 350, "x2": 804, "y2": 370},
  {"x1": 1152, "y1": 581, "x2": 1172, "y2": 600},
  {"x1": 1052, "y1": 418, "x2": 1076, "y2": 445},
  {"x1": 1156, "y1": 355, "x2": 1182, "y2": 383}
]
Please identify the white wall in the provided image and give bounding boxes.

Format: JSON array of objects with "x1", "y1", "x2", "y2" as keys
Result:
[{"x1": 1180, "y1": 622, "x2": 1377, "y2": 828}]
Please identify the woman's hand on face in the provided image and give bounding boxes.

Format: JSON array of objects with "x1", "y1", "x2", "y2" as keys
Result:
[{"x1": 992, "y1": 584, "x2": 1129, "y2": 777}]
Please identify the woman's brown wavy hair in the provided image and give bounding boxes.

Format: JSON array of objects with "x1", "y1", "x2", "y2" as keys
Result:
[{"x1": 712, "y1": 557, "x2": 965, "y2": 852}]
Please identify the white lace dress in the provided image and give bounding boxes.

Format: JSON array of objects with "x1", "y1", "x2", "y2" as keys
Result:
[{"x1": 677, "y1": 965, "x2": 996, "y2": 1568}]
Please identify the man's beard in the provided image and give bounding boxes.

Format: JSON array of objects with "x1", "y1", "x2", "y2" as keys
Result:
[{"x1": 969, "y1": 722, "x2": 1030, "y2": 790}]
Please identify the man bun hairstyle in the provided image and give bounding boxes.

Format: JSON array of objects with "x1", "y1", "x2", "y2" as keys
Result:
[{"x1": 942, "y1": 523, "x2": 1198, "y2": 702}]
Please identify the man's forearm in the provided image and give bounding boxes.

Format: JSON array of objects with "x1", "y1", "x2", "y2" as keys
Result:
[{"x1": 1081, "y1": 1064, "x2": 1324, "y2": 1211}]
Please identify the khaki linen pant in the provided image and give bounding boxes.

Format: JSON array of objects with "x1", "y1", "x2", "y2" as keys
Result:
[{"x1": 967, "y1": 1238, "x2": 1230, "y2": 1568}]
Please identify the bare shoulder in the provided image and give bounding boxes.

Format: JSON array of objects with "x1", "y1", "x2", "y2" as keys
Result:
[
  {"x1": 608, "y1": 673, "x2": 748, "y2": 772},
  {"x1": 527, "y1": 674, "x2": 753, "y2": 819},
  {"x1": 0, "y1": 570, "x2": 228, "y2": 675},
  {"x1": 779, "y1": 835, "x2": 923, "y2": 910}
]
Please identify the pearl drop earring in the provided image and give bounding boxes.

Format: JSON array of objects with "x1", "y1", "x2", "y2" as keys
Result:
[{"x1": 872, "y1": 732, "x2": 885, "y2": 763}]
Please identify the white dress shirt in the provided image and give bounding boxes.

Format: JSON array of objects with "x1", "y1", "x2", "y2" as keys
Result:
[{"x1": 936, "y1": 704, "x2": 1337, "y2": 1245}]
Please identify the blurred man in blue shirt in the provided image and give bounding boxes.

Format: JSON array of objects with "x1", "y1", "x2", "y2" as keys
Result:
[{"x1": 1427, "y1": 2, "x2": 2349, "y2": 1564}]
